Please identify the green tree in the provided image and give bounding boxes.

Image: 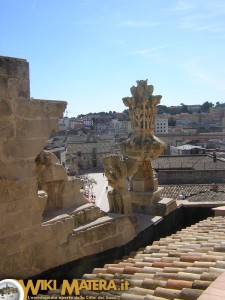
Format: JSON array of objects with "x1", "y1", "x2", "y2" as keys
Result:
[
  {"x1": 180, "y1": 104, "x2": 188, "y2": 113},
  {"x1": 157, "y1": 105, "x2": 168, "y2": 114},
  {"x1": 168, "y1": 117, "x2": 176, "y2": 126},
  {"x1": 201, "y1": 101, "x2": 214, "y2": 112}
]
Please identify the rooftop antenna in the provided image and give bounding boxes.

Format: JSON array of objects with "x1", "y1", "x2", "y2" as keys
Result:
[{"x1": 66, "y1": 110, "x2": 68, "y2": 117}]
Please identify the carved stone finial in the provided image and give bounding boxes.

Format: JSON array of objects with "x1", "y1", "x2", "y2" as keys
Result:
[
  {"x1": 121, "y1": 80, "x2": 166, "y2": 192},
  {"x1": 123, "y1": 79, "x2": 162, "y2": 135}
]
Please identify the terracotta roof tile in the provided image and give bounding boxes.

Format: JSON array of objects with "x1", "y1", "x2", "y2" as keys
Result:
[
  {"x1": 165, "y1": 279, "x2": 193, "y2": 290},
  {"x1": 154, "y1": 272, "x2": 178, "y2": 280},
  {"x1": 124, "y1": 279, "x2": 143, "y2": 287},
  {"x1": 185, "y1": 266, "x2": 208, "y2": 274},
  {"x1": 130, "y1": 286, "x2": 154, "y2": 296},
  {"x1": 160, "y1": 183, "x2": 225, "y2": 203},
  {"x1": 152, "y1": 262, "x2": 173, "y2": 268},
  {"x1": 123, "y1": 266, "x2": 143, "y2": 275},
  {"x1": 143, "y1": 257, "x2": 162, "y2": 263},
  {"x1": 76, "y1": 216, "x2": 225, "y2": 299},
  {"x1": 142, "y1": 278, "x2": 167, "y2": 289},
  {"x1": 193, "y1": 261, "x2": 216, "y2": 268},
  {"x1": 144, "y1": 295, "x2": 169, "y2": 300},
  {"x1": 200, "y1": 272, "x2": 219, "y2": 281},
  {"x1": 177, "y1": 271, "x2": 201, "y2": 281},
  {"x1": 214, "y1": 261, "x2": 225, "y2": 268},
  {"x1": 180, "y1": 255, "x2": 201, "y2": 262},
  {"x1": 92, "y1": 267, "x2": 107, "y2": 274},
  {"x1": 160, "y1": 257, "x2": 180, "y2": 263},
  {"x1": 107, "y1": 266, "x2": 124, "y2": 274},
  {"x1": 120, "y1": 293, "x2": 145, "y2": 300},
  {"x1": 134, "y1": 262, "x2": 152, "y2": 269},
  {"x1": 180, "y1": 287, "x2": 203, "y2": 299},
  {"x1": 192, "y1": 280, "x2": 211, "y2": 290},
  {"x1": 162, "y1": 267, "x2": 185, "y2": 274},
  {"x1": 140, "y1": 267, "x2": 165, "y2": 274},
  {"x1": 154, "y1": 287, "x2": 182, "y2": 299},
  {"x1": 132, "y1": 273, "x2": 154, "y2": 280}
]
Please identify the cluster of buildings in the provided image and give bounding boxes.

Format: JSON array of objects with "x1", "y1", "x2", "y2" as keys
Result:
[
  {"x1": 46, "y1": 105, "x2": 225, "y2": 174},
  {"x1": 59, "y1": 105, "x2": 225, "y2": 136},
  {"x1": 0, "y1": 285, "x2": 18, "y2": 297},
  {"x1": 166, "y1": 105, "x2": 225, "y2": 134},
  {"x1": 58, "y1": 113, "x2": 169, "y2": 136}
]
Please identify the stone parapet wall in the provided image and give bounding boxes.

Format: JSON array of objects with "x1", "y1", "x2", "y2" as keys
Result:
[
  {"x1": 0, "y1": 56, "x2": 137, "y2": 279},
  {"x1": 0, "y1": 56, "x2": 30, "y2": 100}
]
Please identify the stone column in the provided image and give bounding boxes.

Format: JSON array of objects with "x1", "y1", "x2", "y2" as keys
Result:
[{"x1": 121, "y1": 80, "x2": 176, "y2": 215}]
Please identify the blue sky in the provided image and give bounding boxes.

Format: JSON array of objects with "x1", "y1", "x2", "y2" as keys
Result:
[{"x1": 1, "y1": 0, "x2": 225, "y2": 117}]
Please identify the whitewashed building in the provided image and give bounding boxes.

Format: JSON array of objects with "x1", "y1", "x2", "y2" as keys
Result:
[{"x1": 154, "y1": 118, "x2": 168, "y2": 134}]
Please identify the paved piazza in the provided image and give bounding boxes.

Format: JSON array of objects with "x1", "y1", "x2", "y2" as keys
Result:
[{"x1": 84, "y1": 171, "x2": 110, "y2": 212}]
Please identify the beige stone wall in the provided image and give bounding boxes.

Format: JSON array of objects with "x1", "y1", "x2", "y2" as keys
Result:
[
  {"x1": 67, "y1": 142, "x2": 112, "y2": 168},
  {"x1": 0, "y1": 56, "x2": 136, "y2": 279}
]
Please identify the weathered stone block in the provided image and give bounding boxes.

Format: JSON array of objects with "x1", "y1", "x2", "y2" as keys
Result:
[
  {"x1": 132, "y1": 177, "x2": 158, "y2": 192},
  {"x1": 130, "y1": 187, "x2": 163, "y2": 207},
  {"x1": 62, "y1": 178, "x2": 86, "y2": 208},
  {"x1": 78, "y1": 229, "x2": 92, "y2": 246},
  {"x1": 16, "y1": 118, "x2": 60, "y2": 139},
  {"x1": 0, "y1": 99, "x2": 13, "y2": 116},
  {"x1": 20, "y1": 225, "x2": 52, "y2": 248},
  {"x1": 0, "y1": 210, "x2": 31, "y2": 237},
  {"x1": 50, "y1": 218, "x2": 74, "y2": 245},
  {"x1": 156, "y1": 198, "x2": 177, "y2": 216},
  {"x1": 15, "y1": 99, "x2": 67, "y2": 119},
  {"x1": 0, "y1": 56, "x2": 29, "y2": 78},
  {"x1": 0, "y1": 78, "x2": 8, "y2": 99},
  {"x1": 0, "y1": 178, "x2": 20, "y2": 203},
  {"x1": 3, "y1": 138, "x2": 47, "y2": 159},
  {"x1": 91, "y1": 226, "x2": 106, "y2": 241},
  {"x1": 102, "y1": 234, "x2": 124, "y2": 250},
  {"x1": 6, "y1": 161, "x2": 37, "y2": 180},
  {"x1": 13, "y1": 241, "x2": 58, "y2": 278},
  {"x1": 0, "y1": 160, "x2": 36, "y2": 180},
  {"x1": 0, "y1": 120, "x2": 14, "y2": 139},
  {"x1": 8, "y1": 78, "x2": 30, "y2": 100},
  {"x1": 0, "y1": 232, "x2": 22, "y2": 256},
  {"x1": 72, "y1": 205, "x2": 104, "y2": 227},
  {"x1": 38, "y1": 164, "x2": 67, "y2": 183},
  {"x1": 41, "y1": 181, "x2": 65, "y2": 211},
  {"x1": 17, "y1": 178, "x2": 38, "y2": 200},
  {"x1": 116, "y1": 216, "x2": 136, "y2": 243},
  {"x1": 0, "y1": 198, "x2": 31, "y2": 215},
  {"x1": 84, "y1": 243, "x2": 102, "y2": 257}
]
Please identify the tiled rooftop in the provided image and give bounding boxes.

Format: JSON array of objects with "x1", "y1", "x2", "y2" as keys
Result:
[
  {"x1": 152, "y1": 155, "x2": 225, "y2": 170},
  {"x1": 80, "y1": 216, "x2": 225, "y2": 299},
  {"x1": 161, "y1": 184, "x2": 225, "y2": 202},
  {"x1": 187, "y1": 191, "x2": 225, "y2": 203}
]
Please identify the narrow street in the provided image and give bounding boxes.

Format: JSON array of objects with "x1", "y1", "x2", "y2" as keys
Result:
[{"x1": 83, "y1": 171, "x2": 110, "y2": 212}]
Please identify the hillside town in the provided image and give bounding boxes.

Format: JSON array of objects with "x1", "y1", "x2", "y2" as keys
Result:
[
  {"x1": 47, "y1": 102, "x2": 225, "y2": 174},
  {"x1": 2, "y1": 56, "x2": 225, "y2": 300}
]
